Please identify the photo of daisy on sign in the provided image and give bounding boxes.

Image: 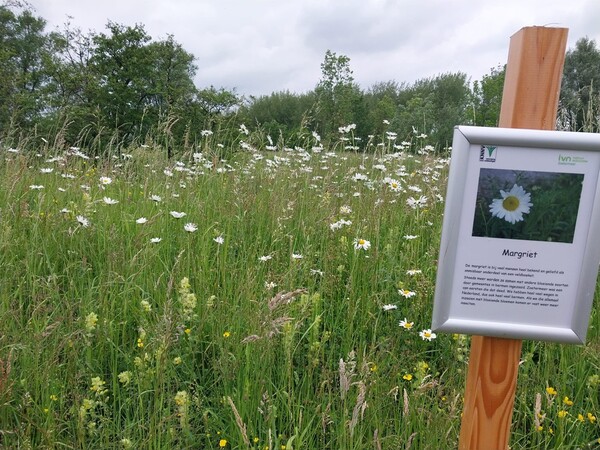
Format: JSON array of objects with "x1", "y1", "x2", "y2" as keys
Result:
[{"x1": 472, "y1": 168, "x2": 584, "y2": 243}]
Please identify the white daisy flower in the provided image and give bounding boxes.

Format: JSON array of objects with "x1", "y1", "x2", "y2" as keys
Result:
[
  {"x1": 103, "y1": 197, "x2": 119, "y2": 205},
  {"x1": 398, "y1": 289, "x2": 416, "y2": 298},
  {"x1": 76, "y1": 215, "x2": 90, "y2": 227},
  {"x1": 399, "y1": 318, "x2": 414, "y2": 329},
  {"x1": 382, "y1": 304, "x2": 398, "y2": 311},
  {"x1": 150, "y1": 237, "x2": 162, "y2": 243},
  {"x1": 136, "y1": 217, "x2": 148, "y2": 224},
  {"x1": 184, "y1": 222, "x2": 197, "y2": 232},
  {"x1": 353, "y1": 238, "x2": 371, "y2": 251},
  {"x1": 489, "y1": 184, "x2": 533, "y2": 224},
  {"x1": 419, "y1": 329, "x2": 437, "y2": 341},
  {"x1": 99, "y1": 176, "x2": 112, "y2": 185},
  {"x1": 170, "y1": 211, "x2": 186, "y2": 219},
  {"x1": 214, "y1": 235, "x2": 224, "y2": 245},
  {"x1": 150, "y1": 195, "x2": 162, "y2": 202}
]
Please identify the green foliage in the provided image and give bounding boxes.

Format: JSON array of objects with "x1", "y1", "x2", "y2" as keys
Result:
[
  {"x1": 314, "y1": 50, "x2": 365, "y2": 140},
  {"x1": 560, "y1": 37, "x2": 600, "y2": 132},
  {"x1": 471, "y1": 64, "x2": 505, "y2": 127},
  {"x1": 0, "y1": 4, "x2": 48, "y2": 130},
  {"x1": 391, "y1": 72, "x2": 472, "y2": 145},
  {"x1": 239, "y1": 90, "x2": 318, "y2": 145}
]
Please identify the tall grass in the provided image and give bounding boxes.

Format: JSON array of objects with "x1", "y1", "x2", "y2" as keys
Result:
[{"x1": 0, "y1": 125, "x2": 598, "y2": 449}]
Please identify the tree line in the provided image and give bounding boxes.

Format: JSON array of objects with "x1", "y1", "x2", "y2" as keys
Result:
[{"x1": 1, "y1": 2, "x2": 599, "y2": 156}]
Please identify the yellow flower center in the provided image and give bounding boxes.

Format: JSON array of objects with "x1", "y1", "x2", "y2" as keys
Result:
[{"x1": 502, "y1": 195, "x2": 520, "y2": 211}]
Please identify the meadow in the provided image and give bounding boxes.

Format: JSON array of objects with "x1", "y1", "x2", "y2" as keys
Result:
[{"x1": 0, "y1": 125, "x2": 598, "y2": 449}]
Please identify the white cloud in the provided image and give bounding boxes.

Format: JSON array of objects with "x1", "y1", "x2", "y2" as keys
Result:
[{"x1": 29, "y1": 0, "x2": 600, "y2": 97}]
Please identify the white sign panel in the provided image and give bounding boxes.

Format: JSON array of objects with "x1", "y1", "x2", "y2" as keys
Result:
[{"x1": 432, "y1": 126, "x2": 600, "y2": 343}]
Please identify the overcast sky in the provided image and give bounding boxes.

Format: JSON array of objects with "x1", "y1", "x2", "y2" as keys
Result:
[{"x1": 29, "y1": 0, "x2": 600, "y2": 98}]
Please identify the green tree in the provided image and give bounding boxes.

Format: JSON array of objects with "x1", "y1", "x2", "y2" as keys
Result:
[
  {"x1": 560, "y1": 37, "x2": 600, "y2": 132},
  {"x1": 392, "y1": 73, "x2": 471, "y2": 147},
  {"x1": 45, "y1": 21, "x2": 200, "y2": 153},
  {"x1": 89, "y1": 22, "x2": 153, "y2": 141},
  {"x1": 471, "y1": 65, "x2": 505, "y2": 127},
  {"x1": 0, "y1": 4, "x2": 48, "y2": 131},
  {"x1": 314, "y1": 50, "x2": 363, "y2": 140},
  {"x1": 362, "y1": 81, "x2": 402, "y2": 138},
  {"x1": 429, "y1": 72, "x2": 471, "y2": 146},
  {"x1": 240, "y1": 90, "x2": 317, "y2": 146}
]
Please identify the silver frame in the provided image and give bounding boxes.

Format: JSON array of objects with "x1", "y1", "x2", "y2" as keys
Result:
[{"x1": 432, "y1": 126, "x2": 600, "y2": 344}]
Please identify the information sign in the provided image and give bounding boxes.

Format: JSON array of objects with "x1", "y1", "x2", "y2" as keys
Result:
[{"x1": 432, "y1": 125, "x2": 600, "y2": 343}]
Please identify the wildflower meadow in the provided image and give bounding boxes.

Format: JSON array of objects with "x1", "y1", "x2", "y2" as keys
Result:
[{"x1": 0, "y1": 124, "x2": 599, "y2": 449}]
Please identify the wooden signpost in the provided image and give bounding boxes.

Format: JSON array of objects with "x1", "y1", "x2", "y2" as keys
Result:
[{"x1": 457, "y1": 27, "x2": 569, "y2": 450}]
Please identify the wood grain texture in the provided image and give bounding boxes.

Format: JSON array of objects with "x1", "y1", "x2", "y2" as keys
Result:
[
  {"x1": 499, "y1": 26, "x2": 568, "y2": 130},
  {"x1": 458, "y1": 26, "x2": 568, "y2": 450}
]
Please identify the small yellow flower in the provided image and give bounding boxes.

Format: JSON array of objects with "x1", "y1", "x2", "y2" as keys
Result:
[
  {"x1": 174, "y1": 391, "x2": 188, "y2": 407},
  {"x1": 536, "y1": 425, "x2": 543, "y2": 432},
  {"x1": 50, "y1": 394, "x2": 58, "y2": 401},
  {"x1": 253, "y1": 437, "x2": 259, "y2": 443},
  {"x1": 578, "y1": 413, "x2": 585, "y2": 422},
  {"x1": 403, "y1": 374, "x2": 413, "y2": 381},
  {"x1": 417, "y1": 361, "x2": 429, "y2": 371},
  {"x1": 562, "y1": 396, "x2": 574, "y2": 406},
  {"x1": 137, "y1": 338, "x2": 144, "y2": 348},
  {"x1": 546, "y1": 387, "x2": 557, "y2": 396},
  {"x1": 90, "y1": 377, "x2": 106, "y2": 393},
  {"x1": 140, "y1": 300, "x2": 152, "y2": 312},
  {"x1": 118, "y1": 371, "x2": 132, "y2": 385},
  {"x1": 223, "y1": 331, "x2": 231, "y2": 338},
  {"x1": 587, "y1": 412, "x2": 597, "y2": 423},
  {"x1": 173, "y1": 356, "x2": 182, "y2": 365},
  {"x1": 184, "y1": 328, "x2": 191, "y2": 335},
  {"x1": 219, "y1": 439, "x2": 227, "y2": 447},
  {"x1": 85, "y1": 312, "x2": 98, "y2": 333},
  {"x1": 370, "y1": 364, "x2": 378, "y2": 372},
  {"x1": 557, "y1": 410, "x2": 568, "y2": 419}
]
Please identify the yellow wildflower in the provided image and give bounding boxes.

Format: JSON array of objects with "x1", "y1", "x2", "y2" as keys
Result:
[
  {"x1": 90, "y1": 377, "x2": 106, "y2": 395},
  {"x1": 85, "y1": 312, "x2": 98, "y2": 333},
  {"x1": 219, "y1": 439, "x2": 227, "y2": 447},
  {"x1": 562, "y1": 396, "x2": 574, "y2": 406},
  {"x1": 545, "y1": 387, "x2": 557, "y2": 396},
  {"x1": 118, "y1": 371, "x2": 132, "y2": 385},
  {"x1": 557, "y1": 410, "x2": 568, "y2": 419},
  {"x1": 403, "y1": 374, "x2": 413, "y2": 381}
]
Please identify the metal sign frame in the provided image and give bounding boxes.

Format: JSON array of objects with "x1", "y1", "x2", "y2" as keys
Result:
[{"x1": 432, "y1": 125, "x2": 600, "y2": 343}]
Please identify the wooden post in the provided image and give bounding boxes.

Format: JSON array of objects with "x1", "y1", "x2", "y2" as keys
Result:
[{"x1": 458, "y1": 26, "x2": 568, "y2": 450}]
